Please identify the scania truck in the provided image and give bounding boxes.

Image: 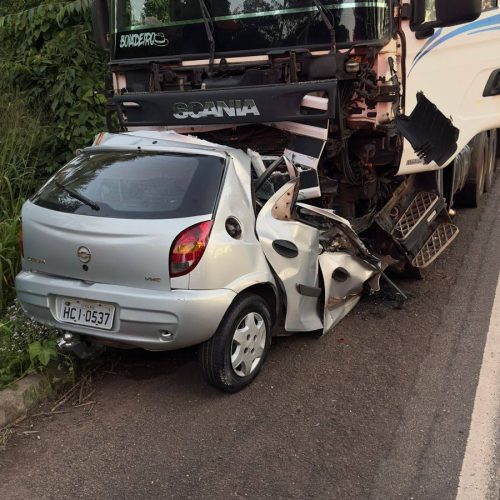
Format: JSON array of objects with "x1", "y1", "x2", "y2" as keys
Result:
[{"x1": 89, "y1": 0, "x2": 499, "y2": 267}]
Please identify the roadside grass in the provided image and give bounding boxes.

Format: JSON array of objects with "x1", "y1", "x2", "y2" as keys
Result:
[
  {"x1": 0, "y1": 88, "x2": 74, "y2": 390},
  {"x1": 0, "y1": 87, "x2": 46, "y2": 311}
]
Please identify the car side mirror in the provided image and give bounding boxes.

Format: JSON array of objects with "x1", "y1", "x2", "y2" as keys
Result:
[
  {"x1": 411, "y1": 0, "x2": 482, "y2": 33},
  {"x1": 91, "y1": 0, "x2": 110, "y2": 51}
]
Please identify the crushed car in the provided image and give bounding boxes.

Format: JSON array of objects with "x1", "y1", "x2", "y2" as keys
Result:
[{"x1": 15, "y1": 131, "x2": 398, "y2": 392}]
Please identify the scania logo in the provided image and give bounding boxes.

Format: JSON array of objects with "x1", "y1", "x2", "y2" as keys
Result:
[
  {"x1": 77, "y1": 246, "x2": 91, "y2": 264},
  {"x1": 173, "y1": 99, "x2": 261, "y2": 120}
]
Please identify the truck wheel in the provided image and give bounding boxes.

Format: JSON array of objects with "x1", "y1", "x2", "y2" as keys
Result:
[
  {"x1": 199, "y1": 293, "x2": 272, "y2": 393},
  {"x1": 484, "y1": 129, "x2": 497, "y2": 192},
  {"x1": 457, "y1": 132, "x2": 488, "y2": 208}
]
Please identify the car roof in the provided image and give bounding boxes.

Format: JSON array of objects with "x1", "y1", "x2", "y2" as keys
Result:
[
  {"x1": 85, "y1": 131, "x2": 254, "y2": 191},
  {"x1": 89, "y1": 130, "x2": 236, "y2": 156}
]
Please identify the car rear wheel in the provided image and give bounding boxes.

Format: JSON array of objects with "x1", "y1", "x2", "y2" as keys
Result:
[
  {"x1": 484, "y1": 129, "x2": 497, "y2": 193},
  {"x1": 199, "y1": 293, "x2": 272, "y2": 393}
]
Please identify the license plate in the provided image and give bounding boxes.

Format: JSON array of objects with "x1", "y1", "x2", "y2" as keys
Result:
[{"x1": 59, "y1": 299, "x2": 115, "y2": 330}]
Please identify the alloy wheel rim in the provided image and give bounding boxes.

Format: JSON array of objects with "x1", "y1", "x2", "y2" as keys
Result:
[{"x1": 231, "y1": 312, "x2": 266, "y2": 377}]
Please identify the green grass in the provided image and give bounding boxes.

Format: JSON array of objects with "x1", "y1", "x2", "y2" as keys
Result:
[
  {"x1": 0, "y1": 87, "x2": 72, "y2": 389},
  {"x1": 0, "y1": 87, "x2": 46, "y2": 312}
]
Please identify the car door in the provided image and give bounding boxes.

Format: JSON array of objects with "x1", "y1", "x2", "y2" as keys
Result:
[
  {"x1": 255, "y1": 179, "x2": 323, "y2": 333},
  {"x1": 294, "y1": 203, "x2": 380, "y2": 334}
]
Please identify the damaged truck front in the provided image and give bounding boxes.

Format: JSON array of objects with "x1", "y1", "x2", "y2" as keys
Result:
[{"x1": 92, "y1": 0, "x2": 499, "y2": 270}]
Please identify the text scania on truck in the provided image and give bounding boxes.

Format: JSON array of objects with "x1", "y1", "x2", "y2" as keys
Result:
[{"x1": 15, "y1": 0, "x2": 500, "y2": 391}]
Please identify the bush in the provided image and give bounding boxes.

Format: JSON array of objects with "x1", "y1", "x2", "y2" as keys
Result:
[
  {"x1": 0, "y1": 0, "x2": 107, "y2": 173},
  {"x1": 0, "y1": 1, "x2": 107, "y2": 307},
  {"x1": 0, "y1": 302, "x2": 72, "y2": 390},
  {"x1": 0, "y1": 1, "x2": 106, "y2": 375}
]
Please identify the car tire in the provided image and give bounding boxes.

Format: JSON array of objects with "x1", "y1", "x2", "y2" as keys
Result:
[
  {"x1": 199, "y1": 293, "x2": 272, "y2": 393},
  {"x1": 456, "y1": 132, "x2": 488, "y2": 208},
  {"x1": 484, "y1": 129, "x2": 497, "y2": 193}
]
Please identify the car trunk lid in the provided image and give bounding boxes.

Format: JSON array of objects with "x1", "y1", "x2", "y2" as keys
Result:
[{"x1": 22, "y1": 203, "x2": 211, "y2": 291}]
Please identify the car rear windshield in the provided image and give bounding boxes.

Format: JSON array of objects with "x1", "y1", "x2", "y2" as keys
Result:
[{"x1": 32, "y1": 151, "x2": 226, "y2": 219}]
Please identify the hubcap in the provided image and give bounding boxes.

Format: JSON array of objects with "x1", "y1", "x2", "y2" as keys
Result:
[{"x1": 231, "y1": 312, "x2": 266, "y2": 377}]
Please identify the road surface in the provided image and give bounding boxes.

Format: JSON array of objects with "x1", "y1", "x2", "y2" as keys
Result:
[{"x1": 1, "y1": 180, "x2": 499, "y2": 500}]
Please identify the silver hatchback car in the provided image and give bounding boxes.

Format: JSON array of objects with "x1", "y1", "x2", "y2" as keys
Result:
[{"x1": 16, "y1": 131, "x2": 379, "y2": 391}]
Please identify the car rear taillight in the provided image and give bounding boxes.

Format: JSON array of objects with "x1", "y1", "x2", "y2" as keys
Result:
[
  {"x1": 18, "y1": 225, "x2": 24, "y2": 258},
  {"x1": 169, "y1": 221, "x2": 213, "y2": 277}
]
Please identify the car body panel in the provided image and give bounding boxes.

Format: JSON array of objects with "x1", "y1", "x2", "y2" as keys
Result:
[
  {"x1": 319, "y1": 252, "x2": 377, "y2": 333},
  {"x1": 15, "y1": 270, "x2": 236, "y2": 350},
  {"x1": 21, "y1": 201, "x2": 210, "y2": 291},
  {"x1": 400, "y1": 8, "x2": 500, "y2": 174},
  {"x1": 190, "y1": 150, "x2": 276, "y2": 292},
  {"x1": 256, "y1": 181, "x2": 323, "y2": 333}
]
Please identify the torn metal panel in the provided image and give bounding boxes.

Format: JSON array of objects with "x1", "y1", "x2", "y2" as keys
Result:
[
  {"x1": 271, "y1": 182, "x2": 299, "y2": 222},
  {"x1": 319, "y1": 252, "x2": 377, "y2": 333},
  {"x1": 297, "y1": 168, "x2": 322, "y2": 201},
  {"x1": 394, "y1": 92, "x2": 459, "y2": 166},
  {"x1": 295, "y1": 203, "x2": 376, "y2": 263},
  {"x1": 283, "y1": 108, "x2": 329, "y2": 170},
  {"x1": 247, "y1": 149, "x2": 267, "y2": 176}
]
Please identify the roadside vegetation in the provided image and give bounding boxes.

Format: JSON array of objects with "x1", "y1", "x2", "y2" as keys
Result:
[
  {"x1": 0, "y1": 88, "x2": 44, "y2": 310},
  {"x1": 0, "y1": 0, "x2": 106, "y2": 390}
]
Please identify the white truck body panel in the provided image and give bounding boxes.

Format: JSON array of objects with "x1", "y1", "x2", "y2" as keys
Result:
[{"x1": 400, "y1": 8, "x2": 500, "y2": 174}]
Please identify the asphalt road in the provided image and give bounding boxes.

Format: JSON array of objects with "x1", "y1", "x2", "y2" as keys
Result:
[{"x1": 1, "y1": 179, "x2": 499, "y2": 500}]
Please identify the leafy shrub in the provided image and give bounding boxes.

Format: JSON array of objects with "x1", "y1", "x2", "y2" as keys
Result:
[
  {"x1": 0, "y1": 2, "x2": 103, "y2": 386},
  {"x1": 0, "y1": 301, "x2": 72, "y2": 390},
  {"x1": 0, "y1": 0, "x2": 107, "y2": 173},
  {"x1": 0, "y1": 1, "x2": 107, "y2": 308}
]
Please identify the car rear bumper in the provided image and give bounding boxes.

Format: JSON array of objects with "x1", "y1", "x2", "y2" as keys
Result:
[{"x1": 15, "y1": 271, "x2": 236, "y2": 351}]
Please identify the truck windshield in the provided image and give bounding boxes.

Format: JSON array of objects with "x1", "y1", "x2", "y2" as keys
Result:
[{"x1": 112, "y1": 0, "x2": 390, "y2": 60}]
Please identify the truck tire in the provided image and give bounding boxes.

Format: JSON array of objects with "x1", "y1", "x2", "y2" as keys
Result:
[
  {"x1": 199, "y1": 293, "x2": 272, "y2": 393},
  {"x1": 484, "y1": 129, "x2": 497, "y2": 193},
  {"x1": 456, "y1": 132, "x2": 488, "y2": 208}
]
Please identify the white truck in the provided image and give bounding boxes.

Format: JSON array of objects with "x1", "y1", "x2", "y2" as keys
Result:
[{"x1": 90, "y1": 0, "x2": 500, "y2": 268}]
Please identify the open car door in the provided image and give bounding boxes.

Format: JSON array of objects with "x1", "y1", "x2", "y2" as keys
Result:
[
  {"x1": 256, "y1": 179, "x2": 323, "y2": 333},
  {"x1": 256, "y1": 174, "x2": 380, "y2": 334}
]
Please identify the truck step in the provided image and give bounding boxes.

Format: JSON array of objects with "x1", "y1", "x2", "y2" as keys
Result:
[
  {"x1": 412, "y1": 223, "x2": 459, "y2": 268},
  {"x1": 393, "y1": 191, "x2": 439, "y2": 240}
]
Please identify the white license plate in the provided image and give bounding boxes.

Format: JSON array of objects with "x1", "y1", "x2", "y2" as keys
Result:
[{"x1": 60, "y1": 299, "x2": 115, "y2": 330}]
